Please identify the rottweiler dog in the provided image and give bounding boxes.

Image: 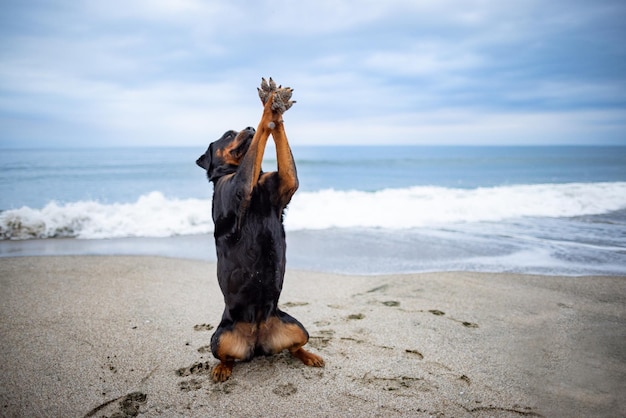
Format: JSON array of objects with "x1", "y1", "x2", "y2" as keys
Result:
[{"x1": 196, "y1": 78, "x2": 324, "y2": 382}]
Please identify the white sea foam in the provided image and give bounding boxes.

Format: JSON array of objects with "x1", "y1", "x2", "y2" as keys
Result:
[
  {"x1": 1, "y1": 183, "x2": 626, "y2": 239},
  {"x1": 0, "y1": 191, "x2": 212, "y2": 240},
  {"x1": 286, "y1": 182, "x2": 626, "y2": 229}
]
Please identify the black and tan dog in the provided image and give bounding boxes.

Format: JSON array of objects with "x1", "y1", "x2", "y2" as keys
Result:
[{"x1": 196, "y1": 78, "x2": 324, "y2": 382}]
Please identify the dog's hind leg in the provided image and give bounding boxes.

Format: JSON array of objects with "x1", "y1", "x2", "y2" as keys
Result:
[
  {"x1": 258, "y1": 311, "x2": 325, "y2": 367},
  {"x1": 210, "y1": 322, "x2": 257, "y2": 382}
]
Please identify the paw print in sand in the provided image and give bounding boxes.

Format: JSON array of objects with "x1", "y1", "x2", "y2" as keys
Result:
[{"x1": 258, "y1": 77, "x2": 296, "y2": 114}]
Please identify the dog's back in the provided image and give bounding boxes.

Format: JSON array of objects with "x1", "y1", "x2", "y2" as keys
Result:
[{"x1": 213, "y1": 170, "x2": 289, "y2": 323}]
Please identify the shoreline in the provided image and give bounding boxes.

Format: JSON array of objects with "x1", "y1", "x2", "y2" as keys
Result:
[
  {"x1": 1, "y1": 255, "x2": 625, "y2": 417},
  {"x1": 2, "y1": 233, "x2": 625, "y2": 277}
]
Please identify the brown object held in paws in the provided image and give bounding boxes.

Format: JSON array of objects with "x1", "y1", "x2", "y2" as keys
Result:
[{"x1": 196, "y1": 78, "x2": 323, "y2": 382}]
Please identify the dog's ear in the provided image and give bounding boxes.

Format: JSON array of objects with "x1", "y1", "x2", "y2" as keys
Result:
[
  {"x1": 197, "y1": 144, "x2": 233, "y2": 182},
  {"x1": 196, "y1": 145, "x2": 212, "y2": 170}
]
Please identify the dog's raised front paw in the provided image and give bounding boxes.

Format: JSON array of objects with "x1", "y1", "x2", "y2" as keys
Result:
[{"x1": 257, "y1": 77, "x2": 296, "y2": 114}]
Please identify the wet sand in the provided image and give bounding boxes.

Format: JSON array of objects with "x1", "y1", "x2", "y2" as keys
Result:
[{"x1": 0, "y1": 256, "x2": 624, "y2": 417}]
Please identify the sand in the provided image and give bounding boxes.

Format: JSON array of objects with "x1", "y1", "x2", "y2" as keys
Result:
[{"x1": 0, "y1": 256, "x2": 624, "y2": 417}]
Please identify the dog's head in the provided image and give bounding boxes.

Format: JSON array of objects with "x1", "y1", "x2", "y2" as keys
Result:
[{"x1": 196, "y1": 127, "x2": 255, "y2": 182}]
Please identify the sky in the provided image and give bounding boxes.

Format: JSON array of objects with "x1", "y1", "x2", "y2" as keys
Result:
[{"x1": 1, "y1": 0, "x2": 625, "y2": 148}]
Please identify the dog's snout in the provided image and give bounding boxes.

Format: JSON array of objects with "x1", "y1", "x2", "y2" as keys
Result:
[{"x1": 245, "y1": 126, "x2": 255, "y2": 133}]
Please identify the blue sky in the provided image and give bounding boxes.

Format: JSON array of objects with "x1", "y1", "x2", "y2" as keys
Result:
[{"x1": 1, "y1": 0, "x2": 625, "y2": 147}]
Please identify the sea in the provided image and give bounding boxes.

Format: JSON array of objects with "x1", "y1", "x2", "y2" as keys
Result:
[{"x1": 1, "y1": 145, "x2": 626, "y2": 276}]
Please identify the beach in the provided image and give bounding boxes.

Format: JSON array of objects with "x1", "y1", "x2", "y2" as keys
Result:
[{"x1": 1, "y1": 256, "x2": 624, "y2": 417}]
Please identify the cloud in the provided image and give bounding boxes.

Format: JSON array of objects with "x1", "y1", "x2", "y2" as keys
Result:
[
  {"x1": 291, "y1": 108, "x2": 626, "y2": 146},
  {"x1": 0, "y1": 0, "x2": 625, "y2": 147}
]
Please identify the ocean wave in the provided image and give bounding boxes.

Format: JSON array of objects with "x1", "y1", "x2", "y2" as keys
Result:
[
  {"x1": 286, "y1": 182, "x2": 626, "y2": 229},
  {"x1": 1, "y1": 183, "x2": 626, "y2": 240},
  {"x1": 0, "y1": 192, "x2": 211, "y2": 240}
]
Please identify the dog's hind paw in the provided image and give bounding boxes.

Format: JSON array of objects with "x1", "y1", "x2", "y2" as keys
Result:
[
  {"x1": 291, "y1": 347, "x2": 325, "y2": 367},
  {"x1": 257, "y1": 77, "x2": 296, "y2": 114},
  {"x1": 211, "y1": 361, "x2": 234, "y2": 383}
]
